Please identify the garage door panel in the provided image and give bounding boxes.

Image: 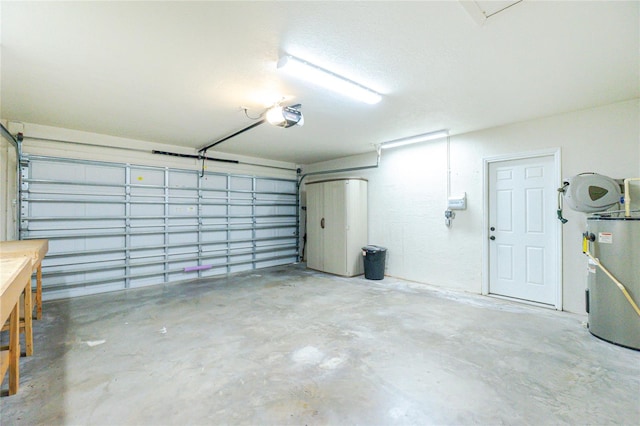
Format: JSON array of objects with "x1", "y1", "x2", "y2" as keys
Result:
[{"x1": 21, "y1": 155, "x2": 298, "y2": 299}]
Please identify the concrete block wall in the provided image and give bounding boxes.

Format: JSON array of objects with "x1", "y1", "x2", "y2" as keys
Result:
[{"x1": 302, "y1": 99, "x2": 639, "y2": 313}]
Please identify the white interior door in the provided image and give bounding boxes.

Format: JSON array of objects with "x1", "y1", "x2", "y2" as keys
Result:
[{"x1": 488, "y1": 155, "x2": 559, "y2": 306}]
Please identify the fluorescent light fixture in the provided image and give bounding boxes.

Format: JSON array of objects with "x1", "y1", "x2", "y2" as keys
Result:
[
  {"x1": 380, "y1": 129, "x2": 449, "y2": 149},
  {"x1": 277, "y1": 55, "x2": 382, "y2": 105}
]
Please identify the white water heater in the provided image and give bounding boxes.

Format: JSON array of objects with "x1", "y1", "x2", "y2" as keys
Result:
[
  {"x1": 563, "y1": 173, "x2": 639, "y2": 350},
  {"x1": 586, "y1": 215, "x2": 640, "y2": 350}
]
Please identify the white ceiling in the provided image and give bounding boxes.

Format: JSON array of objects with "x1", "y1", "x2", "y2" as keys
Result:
[{"x1": 1, "y1": 1, "x2": 638, "y2": 165}]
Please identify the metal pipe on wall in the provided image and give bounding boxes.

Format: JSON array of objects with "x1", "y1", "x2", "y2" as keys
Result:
[{"x1": 297, "y1": 148, "x2": 381, "y2": 188}]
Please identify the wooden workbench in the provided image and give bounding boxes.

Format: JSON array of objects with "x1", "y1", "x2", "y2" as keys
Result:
[
  {"x1": 0, "y1": 239, "x2": 49, "y2": 320},
  {"x1": 1, "y1": 257, "x2": 32, "y2": 395}
]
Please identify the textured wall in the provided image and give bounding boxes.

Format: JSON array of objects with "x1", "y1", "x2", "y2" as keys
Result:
[{"x1": 303, "y1": 99, "x2": 639, "y2": 313}]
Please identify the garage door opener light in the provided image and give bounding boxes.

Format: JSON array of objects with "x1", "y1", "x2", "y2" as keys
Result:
[{"x1": 266, "y1": 105, "x2": 304, "y2": 128}]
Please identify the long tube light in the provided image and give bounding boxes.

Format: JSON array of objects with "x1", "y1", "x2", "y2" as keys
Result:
[
  {"x1": 277, "y1": 55, "x2": 382, "y2": 105},
  {"x1": 380, "y1": 129, "x2": 449, "y2": 150}
]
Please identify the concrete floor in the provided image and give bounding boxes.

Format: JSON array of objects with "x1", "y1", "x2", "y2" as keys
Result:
[{"x1": 1, "y1": 264, "x2": 639, "y2": 425}]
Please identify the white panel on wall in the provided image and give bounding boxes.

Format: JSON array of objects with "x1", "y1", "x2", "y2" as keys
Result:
[{"x1": 21, "y1": 155, "x2": 299, "y2": 300}]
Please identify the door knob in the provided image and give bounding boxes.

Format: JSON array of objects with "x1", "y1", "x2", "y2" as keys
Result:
[
  {"x1": 490, "y1": 236, "x2": 496, "y2": 240},
  {"x1": 490, "y1": 226, "x2": 495, "y2": 231}
]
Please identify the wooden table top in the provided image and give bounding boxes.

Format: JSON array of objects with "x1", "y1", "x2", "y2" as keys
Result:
[
  {"x1": 0, "y1": 257, "x2": 32, "y2": 322},
  {"x1": 0, "y1": 240, "x2": 49, "y2": 264},
  {"x1": 0, "y1": 257, "x2": 31, "y2": 294}
]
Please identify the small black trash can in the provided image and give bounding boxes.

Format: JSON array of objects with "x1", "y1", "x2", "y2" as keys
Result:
[{"x1": 362, "y1": 245, "x2": 387, "y2": 280}]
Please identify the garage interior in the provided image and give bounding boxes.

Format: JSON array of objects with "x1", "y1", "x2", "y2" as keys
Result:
[{"x1": 1, "y1": 1, "x2": 639, "y2": 424}]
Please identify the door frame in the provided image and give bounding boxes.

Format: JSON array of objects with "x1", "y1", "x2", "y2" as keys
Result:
[{"x1": 482, "y1": 148, "x2": 563, "y2": 310}]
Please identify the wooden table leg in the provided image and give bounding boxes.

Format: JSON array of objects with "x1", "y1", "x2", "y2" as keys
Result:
[
  {"x1": 24, "y1": 284, "x2": 33, "y2": 357},
  {"x1": 36, "y1": 264, "x2": 43, "y2": 320},
  {"x1": 8, "y1": 304, "x2": 20, "y2": 395}
]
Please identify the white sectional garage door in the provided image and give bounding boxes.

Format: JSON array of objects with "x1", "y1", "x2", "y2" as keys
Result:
[{"x1": 20, "y1": 155, "x2": 299, "y2": 299}]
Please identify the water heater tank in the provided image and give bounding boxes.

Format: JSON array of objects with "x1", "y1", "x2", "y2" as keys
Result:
[
  {"x1": 564, "y1": 173, "x2": 621, "y2": 213},
  {"x1": 586, "y1": 215, "x2": 640, "y2": 350}
]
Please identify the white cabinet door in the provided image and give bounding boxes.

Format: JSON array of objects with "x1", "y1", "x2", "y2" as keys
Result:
[
  {"x1": 344, "y1": 180, "x2": 367, "y2": 276},
  {"x1": 306, "y1": 182, "x2": 324, "y2": 271},
  {"x1": 305, "y1": 179, "x2": 367, "y2": 277},
  {"x1": 322, "y1": 180, "x2": 348, "y2": 275}
]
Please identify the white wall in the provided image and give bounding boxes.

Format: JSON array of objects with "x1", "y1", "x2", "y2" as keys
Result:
[{"x1": 303, "y1": 99, "x2": 639, "y2": 313}]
